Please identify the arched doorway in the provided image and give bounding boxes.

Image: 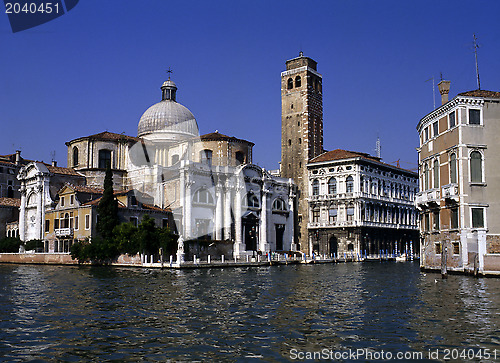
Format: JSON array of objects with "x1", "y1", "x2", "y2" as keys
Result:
[{"x1": 242, "y1": 212, "x2": 259, "y2": 252}]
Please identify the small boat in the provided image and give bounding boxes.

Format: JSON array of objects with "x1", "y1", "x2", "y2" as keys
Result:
[{"x1": 396, "y1": 255, "x2": 407, "y2": 262}]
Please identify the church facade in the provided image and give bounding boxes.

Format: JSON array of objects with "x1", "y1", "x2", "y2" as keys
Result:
[{"x1": 17, "y1": 76, "x2": 296, "y2": 259}]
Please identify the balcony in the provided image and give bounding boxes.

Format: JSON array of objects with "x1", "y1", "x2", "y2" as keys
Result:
[
  {"x1": 415, "y1": 188, "x2": 440, "y2": 208},
  {"x1": 55, "y1": 228, "x2": 73, "y2": 237},
  {"x1": 441, "y1": 183, "x2": 459, "y2": 203}
]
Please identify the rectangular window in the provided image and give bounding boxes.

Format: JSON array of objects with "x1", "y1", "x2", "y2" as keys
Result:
[
  {"x1": 54, "y1": 219, "x2": 59, "y2": 229},
  {"x1": 61, "y1": 196, "x2": 65, "y2": 207},
  {"x1": 424, "y1": 213, "x2": 430, "y2": 232},
  {"x1": 469, "y1": 109, "x2": 480, "y2": 125},
  {"x1": 162, "y1": 218, "x2": 169, "y2": 228},
  {"x1": 70, "y1": 195, "x2": 74, "y2": 205},
  {"x1": 312, "y1": 209, "x2": 320, "y2": 223},
  {"x1": 449, "y1": 111, "x2": 456, "y2": 128},
  {"x1": 450, "y1": 208, "x2": 458, "y2": 229},
  {"x1": 435, "y1": 242, "x2": 442, "y2": 254},
  {"x1": 74, "y1": 216, "x2": 79, "y2": 230},
  {"x1": 329, "y1": 209, "x2": 337, "y2": 223},
  {"x1": 433, "y1": 211, "x2": 440, "y2": 231},
  {"x1": 346, "y1": 207, "x2": 354, "y2": 221},
  {"x1": 130, "y1": 216, "x2": 138, "y2": 227},
  {"x1": 45, "y1": 220, "x2": 50, "y2": 233},
  {"x1": 471, "y1": 208, "x2": 484, "y2": 228},
  {"x1": 85, "y1": 214, "x2": 90, "y2": 230},
  {"x1": 452, "y1": 242, "x2": 460, "y2": 255},
  {"x1": 424, "y1": 127, "x2": 429, "y2": 141},
  {"x1": 433, "y1": 121, "x2": 439, "y2": 137}
]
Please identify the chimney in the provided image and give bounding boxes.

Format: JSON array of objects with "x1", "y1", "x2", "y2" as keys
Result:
[
  {"x1": 51, "y1": 160, "x2": 57, "y2": 167},
  {"x1": 438, "y1": 80, "x2": 451, "y2": 105},
  {"x1": 15, "y1": 150, "x2": 21, "y2": 165}
]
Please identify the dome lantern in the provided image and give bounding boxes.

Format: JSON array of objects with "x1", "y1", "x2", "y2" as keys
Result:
[{"x1": 161, "y1": 78, "x2": 177, "y2": 101}]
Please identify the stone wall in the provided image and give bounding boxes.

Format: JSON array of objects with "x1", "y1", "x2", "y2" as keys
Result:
[{"x1": 0, "y1": 253, "x2": 78, "y2": 264}]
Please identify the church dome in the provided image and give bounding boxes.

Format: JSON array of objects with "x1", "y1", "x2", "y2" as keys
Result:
[{"x1": 137, "y1": 78, "x2": 199, "y2": 139}]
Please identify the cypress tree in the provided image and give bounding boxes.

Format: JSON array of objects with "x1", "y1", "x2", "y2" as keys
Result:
[{"x1": 96, "y1": 162, "x2": 119, "y2": 240}]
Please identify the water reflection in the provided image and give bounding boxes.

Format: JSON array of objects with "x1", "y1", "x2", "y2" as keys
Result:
[{"x1": 0, "y1": 263, "x2": 499, "y2": 362}]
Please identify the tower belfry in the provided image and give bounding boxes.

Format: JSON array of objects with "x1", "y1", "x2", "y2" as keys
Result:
[{"x1": 280, "y1": 53, "x2": 323, "y2": 251}]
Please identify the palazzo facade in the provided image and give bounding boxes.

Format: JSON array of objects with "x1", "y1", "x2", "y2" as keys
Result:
[
  {"x1": 307, "y1": 149, "x2": 419, "y2": 257},
  {"x1": 417, "y1": 81, "x2": 500, "y2": 274}
]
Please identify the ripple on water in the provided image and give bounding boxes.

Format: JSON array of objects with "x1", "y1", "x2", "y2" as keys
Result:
[{"x1": 1, "y1": 263, "x2": 500, "y2": 361}]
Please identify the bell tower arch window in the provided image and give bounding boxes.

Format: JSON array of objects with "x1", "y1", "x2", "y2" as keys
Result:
[
  {"x1": 295, "y1": 76, "x2": 301, "y2": 88},
  {"x1": 287, "y1": 78, "x2": 293, "y2": 90}
]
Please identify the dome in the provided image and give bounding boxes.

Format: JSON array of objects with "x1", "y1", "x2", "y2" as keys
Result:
[{"x1": 137, "y1": 78, "x2": 199, "y2": 139}]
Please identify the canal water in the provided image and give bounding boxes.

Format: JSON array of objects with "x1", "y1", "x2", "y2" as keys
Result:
[{"x1": 1, "y1": 262, "x2": 499, "y2": 362}]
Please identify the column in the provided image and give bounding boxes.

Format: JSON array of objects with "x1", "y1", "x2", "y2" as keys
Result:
[
  {"x1": 224, "y1": 185, "x2": 232, "y2": 240},
  {"x1": 233, "y1": 184, "x2": 244, "y2": 257},
  {"x1": 35, "y1": 184, "x2": 43, "y2": 240},
  {"x1": 259, "y1": 188, "x2": 269, "y2": 252},
  {"x1": 19, "y1": 186, "x2": 26, "y2": 242},
  {"x1": 215, "y1": 186, "x2": 223, "y2": 240}
]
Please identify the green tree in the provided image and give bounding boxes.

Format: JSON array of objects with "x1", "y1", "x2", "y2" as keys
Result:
[
  {"x1": 96, "y1": 162, "x2": 119, "y2": 240},
  {"x1": 0, "y1": 237, "x2": 22, "y2": 253},
  {"x1": 113, "y1": 222, "x2": 138, "y2": 255}
]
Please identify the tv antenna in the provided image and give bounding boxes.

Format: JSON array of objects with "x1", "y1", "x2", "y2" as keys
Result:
[
  {"x1": 472, "y1": 34, "x2": 481, "y2": 90},
  {"x1": 375, "y1": 135, "x2": 381, "y2": 159},
  {"x1": 50, "y1": 150, "x2": 56, "y2": 162}
]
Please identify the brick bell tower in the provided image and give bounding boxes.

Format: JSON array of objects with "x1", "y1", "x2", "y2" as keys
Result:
[{"x1": 280, "y1": 52, "x2": 323, "y2": 253}]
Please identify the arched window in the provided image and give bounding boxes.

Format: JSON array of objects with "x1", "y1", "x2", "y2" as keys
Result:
[
  {"x1": 329, "y1": 208, "x2": 337, "y2": 223},
  {"x1": 312, "y1": 207, "x2": 320, "y2": 222},
  {"x1": 246, "y1": 194, "x2": 260, "y2": 208},
  {"x1": 433, "y1": 159, "x2": 439, "y2": 188},
  {"x1": 235, "y1": 151, "x2": 245, "y2": 165},
  {"x1": 450, "y1": 153, "x2": 457, "y2": 184},
  {"x1": 423, "y1": 163, "x2": 429, "y2": 190},
  {"x1": 193, "y1": 188, "x2": 214, "y2": 204},
  {"x1": 346, "y1": 176, "x2": 354, "y2": 193},
  {"x1": 98, "y1": 149, "x2": 112, "y2": 169},
  {"x1": 287, "y1": 78, "x2": 293, "y2": 89},
  {"x1": 72, "y1": 146, "x2": 79, "y2": 167},
  {"x1": 171, "y1": 154, "x2": 179, "y2": 165},
  {"x1": 470, "y1": 151, "x2": 482, "y2": 183},
  {"x1": 272, "y1": 198, "x2": 286, "y2": 211},
  {"x1": 328, "y1": 177, "x2": 337, "y2": 195},
  {"x1": 312, "y1": 179, "x2": 319, "y2": 196},
  {"x1": 295, "y1": 76, "x2": 301, "y2": 88}
]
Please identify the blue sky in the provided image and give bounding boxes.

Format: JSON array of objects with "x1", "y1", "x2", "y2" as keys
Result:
[{"x1": 1, "y1": 0, "x2": 499, "y2": 171}]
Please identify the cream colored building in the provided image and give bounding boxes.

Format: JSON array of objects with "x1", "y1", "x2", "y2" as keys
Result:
[{"x1": 307, "y1": 149, "x2": 419, "y2": 257}]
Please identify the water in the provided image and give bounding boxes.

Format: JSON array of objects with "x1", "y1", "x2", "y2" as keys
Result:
[{"x1": 1, "y1": 262, "x2": 499, "y2": 362}]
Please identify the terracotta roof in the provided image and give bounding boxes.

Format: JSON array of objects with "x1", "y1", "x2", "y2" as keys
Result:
[
  {"x1": 71, "y1": 185, "x2": 104, "y2": 194},
  {"x1": 309, "y1": 149, "x2": 416, "y2": 174},
  {"x1": 66, "y1": 131, "x2": 140, "y2": 145},
  {"x1": 457, "y1": 90, "x2": 500, "y2": 98},
  {"x1": 200, "y1": 131, "x2": 254, "y2": 146},
  {"x1": 142, "y1": 203, "x2": 172, "y2": 212},
  {"x1": 46, "y1": 165, "x2": 83, "y2": 176},
  {"x1": 310, "y1": 149, "x2": 381, "y2": 163},
  {"x1": 0, "y1": 197, "x2": 21, "y2": 207}
]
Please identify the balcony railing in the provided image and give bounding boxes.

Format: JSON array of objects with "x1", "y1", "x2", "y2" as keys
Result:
[
  {"x1": 55, "y1": 228, "x2": 73, "y2": 237},
  {"x1": 416, "y1": 188, "x2": 440, "y2": 207},
  {"x1": 441, "y1": 183, "x2": 459, "y2": 202}
]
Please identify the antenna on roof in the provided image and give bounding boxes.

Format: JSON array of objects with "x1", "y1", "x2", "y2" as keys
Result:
[
  {"x1": 425, "y1": 76, "x2": 436, "y2": 110},
  {"x1": 375, "y1": 135, "x2": 381, "y2": 159},
  {"x1": 472, "y1": 34, "x2": 481, "y2": 90},
  {"x1": 50, "y1": 150, "x2": 56, "y2": 162}
]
